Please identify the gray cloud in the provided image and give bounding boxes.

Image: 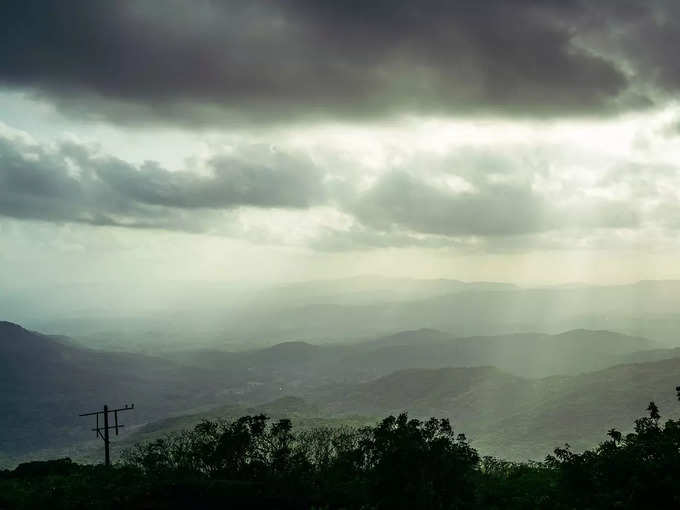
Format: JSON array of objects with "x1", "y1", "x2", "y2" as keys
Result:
[
  {"x1": 337, "y1": 146, "x2": 647, "y2": 243},
  {"x1": 349, "y1": 171, "x2": 551, "y2": 237},
  {"x1": 0, "y1": 0, "x2": 649, "y2": 125},
  {"x1": 92, "y1": 151, "x2": 324, "y2": 210},
  {"x1": 0, "y1": 135, "x2": 326, "y2": 231},
  {"x1": 0, "y1": 131, "x2": 666, "y2": 248}
]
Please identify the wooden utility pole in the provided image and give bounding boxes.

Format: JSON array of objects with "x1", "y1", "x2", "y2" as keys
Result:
[
  {"x1": 79, "y1": 403, "x2": 134, "y2": 466},
  {"x1": 103, "y1": 405, "x2": 110, "y2": 466}
]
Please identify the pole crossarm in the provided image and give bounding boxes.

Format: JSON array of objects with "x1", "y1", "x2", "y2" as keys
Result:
[{"x1": 79, "y1": 404, "x2": 134, "y2": 417}]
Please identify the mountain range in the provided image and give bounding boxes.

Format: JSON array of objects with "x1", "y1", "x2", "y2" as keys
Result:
[{"x1": 3, "y1": 318, "x2": 680, "y2": 463}]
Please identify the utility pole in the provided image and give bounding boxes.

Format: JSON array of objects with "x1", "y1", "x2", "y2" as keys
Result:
[{"x1": 79, "y1": 403, "x2": 134, "y2": 466}]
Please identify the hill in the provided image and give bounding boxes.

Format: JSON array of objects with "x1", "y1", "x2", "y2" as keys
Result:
[
  {"x1": 619, "y1": 346, "x2": 680, "y2": 364},
  {"x1": 0, "y1": 321, "x2": 238, "y2": 455},
  {"x1": 313, "y1": 358, "x2": 680, "y2": 459}
]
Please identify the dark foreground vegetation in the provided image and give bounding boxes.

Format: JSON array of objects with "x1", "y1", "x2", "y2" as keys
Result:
[{"x1": 3, "y1": 390, "x2": 680, "y2": 509}]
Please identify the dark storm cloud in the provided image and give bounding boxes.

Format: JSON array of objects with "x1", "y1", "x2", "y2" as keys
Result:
[
  {"x1": 0, "y1": 0, "x2": 652, "y2": 125},
  {"x1": 580, "y1": 1, "x2": 680, "y2": 99},
  {"x1": 0, "y1": 135, "x2": 326, "y2": 230}
]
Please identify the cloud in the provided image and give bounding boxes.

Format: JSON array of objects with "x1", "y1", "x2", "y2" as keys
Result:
[
  {"x1": 335, "y1": 144, "x2": 649, "y2": 244},
  {"x1": 0, "y1": 0, "x2": 642, "y2": 125},
  {"x1": 0, "y1": 126, "x2": 674, "y2": 251},
  {"x1": 349, "y1": 171, "x2": 551, "y2": 237},
  {"x1": 92, "y1": 151, "x2": 325, "y2": 210},
  {"x1": 0, "y1": 132, "x2": 327, "y2": 231}
]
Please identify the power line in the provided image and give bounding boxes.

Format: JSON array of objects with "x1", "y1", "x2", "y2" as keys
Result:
[{"x1": 79, "y1": 403, "x2": 135, "y2": 466}]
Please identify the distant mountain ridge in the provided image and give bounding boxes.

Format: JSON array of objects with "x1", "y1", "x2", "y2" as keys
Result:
[
  {"x1": 162, "y1": 327, "x2": 656, "y2": 383},
  {"x1": 363, "y1": 328, "x2": 452, "y2": 347},
  {"x1": 19, "y1": 278, "x2": 680, "y2": 350}
]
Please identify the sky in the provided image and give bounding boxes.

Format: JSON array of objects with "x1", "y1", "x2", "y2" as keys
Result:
[{"x1": 3, "y1": 0, "x2": 680, "y2": 289}]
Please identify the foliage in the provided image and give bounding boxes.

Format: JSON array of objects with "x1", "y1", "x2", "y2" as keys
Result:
[
  {"x1": 121, "y1": 412, "x2": 478, "y2": 509},
  {"x1": 4, "y1": 390, "x2": 680, "y2": 509},
  {"x1": 545, "y1": 397, "x2": 680, "y2": 508}
]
